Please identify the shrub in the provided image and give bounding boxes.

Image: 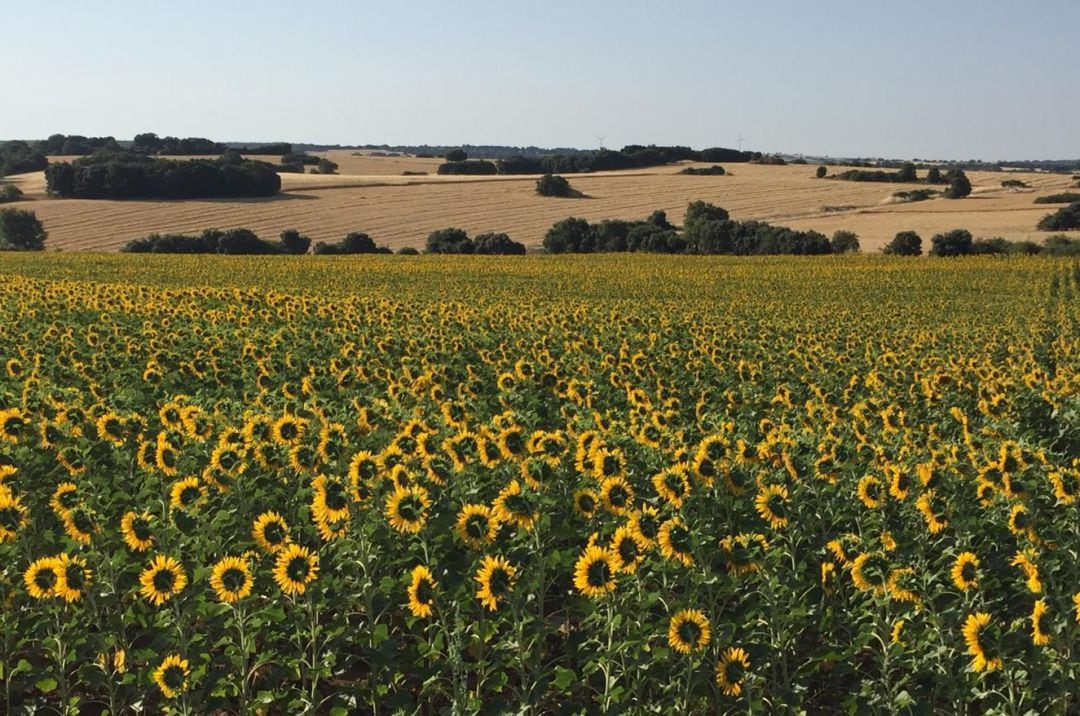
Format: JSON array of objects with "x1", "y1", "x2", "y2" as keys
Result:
[
  {"x1": 543, "y1": 218, "x2": 598, "y2": 253},
  {"x1": 536, "y1": 174, "x2": 574, "y2": 197},
  {"x1": 892, "y1": 189, "x2": 939, "y2": 203},
  {"x1": 816, "y1": 166, "x2": 827, "y2": 179},
  {"x1": 926, "y1": 167, "x2": 945, "y2": 184},
  {"x1": 929, "y1": 229, "x2": 974, "y2": 256},
  {"x1": 1034, "y1": 193, "x2": 1080, "y2": 204},
  {"x1": 425, "y1": 228, "x2": 474, "y2": 254},
  {"x1": 402, "y1": 171, "x2": 428, "y2": 176},
  {"x1": 830, "y1": 230, "x2": 860, "y2": 254},
  {"x1": 944, "y1": 172, "x2": 972, "y2": 199},
  {"x1": 122, "y1": 228, "x2": 282, "y2": 254},
  {"x1": 646, "y1": 210, "x2": 673, "y2": 230},
  {"x1": 314, "y1": 158, "x2": 338, "y2": 175},
  {"x1": 752, "y1": 155, "x2": 787, "y2": 165},
  {"x1": 314, "y1": 232, "x2": 389, "y2": 255},
  {"x1": 1042, "y1": 235, "x2": 1080, "y2": 256},
  {"x1": 276, "y1": 163, "x2": 305, "y2": 173},
  {"x1": 679, "y1": 165, "x2": 726, "y2": 176},
  {"x1": 0, "y1": 141, "x2": 47, "y2": 177},
  {"x1": 436, "y1": 160, "x2": 497, "y2": 176},
  {"x1": 0, "y1": 208, "x2": 46, "y2": 250},
  {"x1": 1037, "y1": 202, "x2": 1080, "y2": 231},
  {"x1": 0, "y1": 184, "x2": 24, "y2": 203},
  {"x1": 279, "y1": 229, "x2": 311, "y2": 255},
  {"x1": 445, "y1": 149, "x2": 468, "y2": 162},
  {"x1": 883, "y1": 231, "x2": 922, "y2": 256},
  {"x1": 473, "y1": 232, "x2": 526, "y2": 255},
  {"x1": 1001, "y1": 179, "x2": 1028, "y2": 188},
  {"x1": 896, "y1": 163, "x2": 917, "y2": 182},
  {"x1": 684, "y1": 201, "x2": 729, "y2": 226},
  {"x1": 282, "y1": 152, "x2": 319, "y2": 166},
  {"x1": 397, "y1": 246, "x2": 420, "y2": 255}
]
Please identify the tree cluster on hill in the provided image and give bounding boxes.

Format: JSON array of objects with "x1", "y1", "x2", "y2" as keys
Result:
[
  {"x1": 678, "y1": 165, "x2": 726, "y2": 176},
  {"x1": 495, "y1": 145, "x2": 758, "y2": 176},
  {"x1": 0, "y1": 141, "x2": 47, "y2": 176},
  {"x1": 436, "y1": 160, "x2": 498, "y2": 175},
  {"x1": 0, "y1": 184, "x2": 24, "y2": 203},
  {"x1": 425, "y1": 228, "x2": 526, "y2": 254},
  {"x1": 42, "y1": 134, "x2": 122, "y2": 155},
  {"x1": 535, "y1": 174, "x2": 575, "y2": 197},
  {"x1": 0, "y1": 208, "x2": 46, "y2": 250},
  {"x1": 541, "y1": 202, "x2": 839, "y2": 255},
  {"x1": 1037, "y1": 202, "x2": 1080, "y2": 231},
  {"x1": 832, "y1": 164, "x2": 972, "y2": 198},
  {"x1": 45, "y1": 152, "x2": 281, "y2": 199},
  {"x1": 131, "y1": 133, "x2": 227, "y2": 155},
  {"x1": 1034, "y1": 193, "x2": 1080, "y2": 204},
  {"x1": 313, "y1": 232, "x2": 392, "y2": 254},
  {"x1": 883, "y1": 228, "x2": 1079, "y2": 256},
  {"x1": 123, "y1": 228, "x2": 295, "y2": 254}
]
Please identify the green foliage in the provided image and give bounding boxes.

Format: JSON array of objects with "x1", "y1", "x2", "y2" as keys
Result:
[
  {"x1": 426, "y1": 228, "x2": 525, "y2": 255},
  {"x1": 883, "y1": 231, "x2": 922, "y2": 255},
  {"x1": 123, "y1": 228, "x2": 285, "y2": 254},
  {"x1": 830, "y1": 230, "x2": 860, "y2": 254},
  {"x1": 444, "y1": 149, "x2": 468, "y2": 162},
  {"x1": 397, "y1": 246, "x2": 420, "y2": 255},
  {"x1": 896, "y1": 162, "x2": 917, "y2": 182},
  {"x1": 926, "y1": 167, "x2": 945, "y2": 184},
  {"x1": 314, "y1": 232, "x2": 391, "y2": 255},
  {"x1": 929, "y1": 229, "x2": 974, "y2": 256},
  {"x1": 436, "y1": 160, "x2": 498, "y2": 176},
  {"x1": 944, "y1": 172, "x2": 972, "y2": 199},
  {"x1": 816, "y1": 166, "x2": 827, "y2": 179},
  {"x1": 0, "y1": 184, "x2": 24, "y2": 203},
  {"x1": 314, "y1": 158, "x2": 338, "y2": 175},
  {"x1": 1037, "y1": 202, "x2": 1080, "y2": 231},
  {"x1": 678, "y1": 165, "x2": 726, "y2": 176},
  {"x1": 535, "y1": 174, "x2": 574, "y2": 197},
  {"x1": 1001, "y1": 179, "x2": 1028, "y2": 188},
  {"x1": 0, "y1": 208, "x2": 46, "y2": 250},
  {"x1": 0, "y1": 141, "x2": 47, "y2": 177},
  {"x1": 892, "y1": 189, "x2": 939, "y2": 203},
  {"x1": 279, "y1": 229, "x2": 311, "y2": 255},
  {"x1": 1034, "y1": 193, "x2": 1080, "y2": 204}
]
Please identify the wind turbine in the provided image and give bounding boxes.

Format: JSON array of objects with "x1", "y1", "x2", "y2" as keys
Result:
[
  {"x1": 595, "y1": 135, "x2": 607, "y2": 150},
  {"x1": 737, "y1": 133, "x2": 745, "y2": 152}
]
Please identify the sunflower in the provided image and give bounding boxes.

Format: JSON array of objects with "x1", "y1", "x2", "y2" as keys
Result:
[
  {"x1": 962, "y1": 612, "x2": 1003, "y2": 673},
  {"x1": 210, "y1": 556, "x2": 253, "y2": 604},
  {"x1": 667, "y1": 609, "x2": 711, "y2": 654},
  {"x1": 658, "y1": 517, "x2": 694, "y2": 567},
  {"x1": 886, "y1": 567, "x2": 920, "y2": 604},
  {"x1": 311, "y1": 474, "x2": 351, "y2": 525},
  {"x1": 0, "y1": 408, "x2": 26, "y2": 444},
  {"x1": 754, "y1": 484, "x2": 789, "y2": 529},
  {"x1": 54, "y1": 553, "x2": 91, "y2": 603},
  {"x1": 273, "y1": 543, "x2": 319, "y2": 597},
  {"x1": 573, "y1": 545, "x2": 619, "y2": 598},
  {"x1": 1007, "y1": 503, "x2": 1034, "y2": 540},
  {"x1": 720, "y1": 533, "x2": 768, "y2": 577},
  {"x1": 152, "y1": 654, "x2": 190, "y2": 699},
  {"x1": 572, "y1": 488, "x2": 599, "y2": 518},
  {"x1": 62, "y1": 507, "x2": 96, "y2": 545},
  {"x1": 951, "y1": 552, "x2": 979, "y2": 591},
  {"x1": 50, "y1": 482, "x2": 79, "y2": 518},
  {"x1": 850, "y1": 552, "x2": 889, "y2": 596},
  {"x1": 271, "y1": 414, "x2": 307, "y2": 446},
  {"x1": 139, "y1": 555, "x2": 188, "y2": 606},
  {"x1": 652, "y1": 466, "x2": 691, "y2": 508},
  {"x1": 857, "y1": 475, "x2": 886, "y2": 509},
  {"x1": 609, "y1": 526, "x2": 646, "y2": 574},
  {"x1": 0, "y1": 489, "x2": 29, "y2": 543},
  {"x1": 820, "y1": 561, "x2": 838, "y2": 594},
  {"x1": 492, "y1": 480, "x2": 538, "y2": 530},
  {"x1": 1073, "y1": 592, "x2": 1080, "y2": 625},
  {"x1": 591, "y1": 447, "x2": 626, "y2": 481},
  {"x1": 252, "y1": 511, "x2": 291, "y2": 554},
  {"x1": 715, "y1": 646, "x2": 751, "y2": 696},
  {"x1": 24, "y1": 557, "x2": 61, "y2": 600},
  {"x1": 455, "y1": 504, "x2": 498, "y2": 549},
  {"x1": 169, "y1": 476, "x2": 207, "y2": 511},
  {"x1": 1031, "y1": 599, "x2": 1051, "y2": 646},
  {"x1": 628, "y1": 505, "x2": 661, "y2": 548},
  {"x1": 915, "y1": 489, "x2": 949, "y2": 534},
  {"x1": 475, "y1": 554, "x2": 516, "y2": 612},
  {"x1": 385, "y1": 485, "x2": 431, "y2": 534},
  {"x1": 891, "y1": 619, "x2": 906, "y2": 646},
  {"x1": 406, "y1": 565, "x2": 437, "y2": 618},
  {"x1": 599, "y1": 475, "x2": 634, "y2": 516},
  {"x1": 1010, "y1": 549, "x2": 1042, "y2": 594}
]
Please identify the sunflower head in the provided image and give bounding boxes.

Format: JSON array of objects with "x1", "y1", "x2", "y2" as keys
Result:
[
  {"x1": 573, "y1": 545, "x2": 619, "y2": 598},
  {"x1": 668, "y1": 609, "x2": 711, "y2": 654},
  {"x1": 407, "y1": 565, "x2": 437, "y2": 619}
]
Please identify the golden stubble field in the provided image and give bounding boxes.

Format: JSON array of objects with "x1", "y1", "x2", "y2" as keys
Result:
[{"x1": 2, "y1": 150, "x2": 1074, "y2": 252}]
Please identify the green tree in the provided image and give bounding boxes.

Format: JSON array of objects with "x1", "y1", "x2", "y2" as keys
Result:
[
  {"x1": 944, "y1": 172, "x2": 972, "y2": 199},
  {"x1": 896, "y1": 163, "x2": 917, "y2": 182},
  {"x1": 536, "y1": 174, "x2": 573, "y2": 197},
  {"x1": 830, "y1": 230, "x2": 860, "y2": 253},
  {"x1": 882, "y1": 231, "x2": 922, "y2": 256},
  {"x1": 816, "y1": 165, "x2": 827, "y2": 179},
  {"x1": 445, "y1": 149, "x2": 467, "y2": 162},
  {"x1": 279, "y1": 229, "x2": 311, "y2": 255},
  {"x1": 0, "y1": 208, "x2": 47, "y2": 250},
  {"x1": 929, "y1": 229, "x2": 974, "y2": 256}
]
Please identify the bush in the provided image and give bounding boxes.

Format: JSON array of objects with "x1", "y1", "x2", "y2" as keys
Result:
[
  {"x1": 402, "y1": 171, "x2": 428, "y2": 176},
  {"x1": 830, "y1": 230, "x2": 860, "y2": 254},
  {"x1": 751, "y1": 155, "x2": 787, "y2": 165},
  {"x1": 1034, "y1": 193, "x2": 1080, "y2": 204},
  {"x1": 883, "y1": 231, "x2": 922, "y2": 256},
  {"x1": 892, "y1": 189, "x2": 939, "y2": 203},
  {"x1": 122, "y1": 228, "x2": 282, "y2": 254},
  {"x1": 816, "y1": 166, "x2": 827, "y2": 179},
  {"x1": 436, "y1": 160, "x2": 497, "y2": 176},
  {"x1": 929, "y1": 229, "x2": 974, "y2": 256},
  {"x1": 678, "y1": 165, "x2": 726, "y2": 176},
  {"x1": 314, "y1": 158, "x2": 338, "y2": 175},
  {"x1": 944, "y1": 172, "x2": 972, "y2": 199},
  {"x1": 684, "y1": 201, "x2": 730, "y2": 226},
  {"x1": 473, "y1": 232, "x2": 526, "y2": 255},
  {"x1": 425, "y1": 228, "x2": 474, "y2": 254},
  {"x1": 314, "y1": 232, "x2": 389, "y2": 255},
  {"x1": 1037, "y1": 202, "x2": 1080, "y2": 231},
  {"x1": 536, "y1": 174, "x2": 573, "y2": 197},
  {"x1": 0, "y1": 184, "x2": 24, "y2": 203},
  {"x1": 1001, "y1": 179, "x2": 1028, "y2": 188},
  {"x1": 646, "y1": 210, "x2": 673, "y2": 230},
  {"x1": 281, "y1": 153, "x2": 319, "y2": 166},
  {"x1": 45, "y1": 152, "x2": 281, "y2": 199},
  {"x1": 543, "y1": 218, "x2": 598, "y2": 253},
  {"x1": 0, "y1": 141, "x2": 47, "y2": 177},
  {"x1": 279, "y1": 229, "x2": 311, "y2": 255},
  {"x1": 0, "y1": 208, "x2": 46, "y2": 250},
  {"x1": 1042, "y1": 235, "x2": 1080, "y2": 256},
  {"x1": 276, "y1": 163, "x2": 305, "y2": 173},
  {"x1": 896, "y1": 163, "x2": 917, "y2": 182},
  {"x1": 397, "y1": 246, "x2": 420, "y2": 255},
  {"x1": 926, "y1": 167, "x2": 945, "y2": 184},
  {"x1": 444, "y1": 149, "x2": 468, "y2": 162}
]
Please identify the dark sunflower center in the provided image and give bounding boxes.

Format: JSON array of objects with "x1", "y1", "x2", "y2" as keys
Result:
[
  {"x1": 4, "y1": 417, "x2": 24, "y2": 436},
  {"x1": 219, "y1": 451, "x2": 240, "y2": 470},
  {"x1": 279, "y1": 423, "x2": 298, "y2": 440},
  {"x1": 487, "y1": 568, "x2": 511, "y2": 596},
  {"x1": 398, "y1": 496, "x2": 423, "y2": 522},
  {"x1": 678, "y1": 620, "x2": 702, "y2": 646},
  {"x1": 1012, "y1": 512, "x2": 1029, "y2": 529},
  {"x1": 724, "y1": 660, "x2": 745, "y2": 683},
  {"x1": 664, "y1": 473, "x2": 686, "y2": 495},
  {"x1": 324, "y1": 484, "x2": 348, "y2": 511},
  {"x1": 35, "y1": 568, "x2": 58, "y2": 591},
  {"x1": 71, "y1": 510, "x2": 94, "y2": 533},
  {"x1": 416, "y1": 578, "x2": 434, "y2": 604},
  {"x1": 153, "y1": 569, "x2": 176, "y2": 592},
  {"x1": 286, "y1": 556, "x2": 310, "y2": 582},
  {"x1": 864, "y1": 556, "x2": 889, "y2": 585},
  {"x1": 161, "y1": 450, "x2": 177, "y2": 468},
  {"x1": 586, "y1": 559, "x2": 612, "y2": 587},
  {"x1": 0, "y1": 507, "x2": 21, "y2": 529},
  {"x1": 639, "y1": 515, "x2": 659, "y2": 540},
  {"x1": 608, "y1": 486, "x2": 629, "y2": 507},
  {"x1": 105, "y1": 419, "x2": 122, "y2": 436},
  {"x1": 222, "y1": 567, "x2": 247, "y2": 592},
  {"x1": 602, "y1": 456, "x2": 620, "y2": 476},
  {"x1": 504, "y1": 432, "x2": 524, "y2": 454},
  {"x1": 466, "y1": 515, "x2": 490, "y2": 540},
  {"x1": 264, "y1": 522, "x2": 286, "y2": 544},
  {"x1": 698, "y1": 459, "x2": 716, "y2": 478},
  {"x1": 505, "y1": 493, "x2": 531, "y2": 515},
  {"x1": 180, "y1": 486, "x2": 200, "y2": 505},
  {"x1": 59, "y1": 491, "x2": 79, "y2": 510},
  {"x1": 961, "y1": 562, "x2": 977, "y2": 582},
  {"x1": 356, "y1": 461, "x2": 377, "y2": 481},
  {"x1": 767, "y1": 495, "x2": 787, "y2": 518},
  {"x1": 163, "y1": 665, "x2": 185, "y2": 690},
  {"x1": 670, "y1": 525, "x2": 692, "y2": 553},
  {"x1": 64, "y1": 564, "x2": 85, "y2": 591},
  {"x1": 617, "y1": 538, "x2": 637, "y2": 563},
  {"x1": 577, "y1": 494, "x2": 596, "y2": 513}
]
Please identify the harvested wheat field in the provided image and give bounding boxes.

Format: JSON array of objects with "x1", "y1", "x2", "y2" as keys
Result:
[{"x1": 2, "y1": 154, "x2": 1074, "y2": 252}]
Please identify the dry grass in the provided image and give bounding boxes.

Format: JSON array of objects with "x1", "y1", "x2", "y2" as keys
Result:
[{"x1": 3, "y1": 158, "x2": 1074, "y2": 252}]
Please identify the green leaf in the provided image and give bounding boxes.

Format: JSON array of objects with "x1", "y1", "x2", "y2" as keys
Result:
[
  {"x1": 36, "y1": 677, "x2": 58, "y2": 693},
  {"x1": 553, "y1": 666, "x2": 576, "y2": 692}
]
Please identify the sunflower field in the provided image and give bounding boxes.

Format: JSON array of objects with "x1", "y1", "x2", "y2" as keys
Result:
[{"x1": 0, "y1": 253, "x2": 1078, "y2": 715}]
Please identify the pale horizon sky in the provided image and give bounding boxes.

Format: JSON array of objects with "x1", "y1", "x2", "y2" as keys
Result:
[{"x1": 3, "y1": 1, "x2": 1077, "y2": 160}]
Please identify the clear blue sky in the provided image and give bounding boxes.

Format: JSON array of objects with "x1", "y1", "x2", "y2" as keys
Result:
[{"x1": 4, "y1": 0, "x2": 1076, "y2": 160}]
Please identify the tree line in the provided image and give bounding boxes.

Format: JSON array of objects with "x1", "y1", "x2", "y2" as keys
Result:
[
  {"x1": 45, "y1": 152, "x2": 281, "y2": 199},
  {"x1": 824, "y1": 163, "x2": 973, "y2": 198},
  {"x1": 437, "y1": 145, "x2": 759, "y2": 176}
]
